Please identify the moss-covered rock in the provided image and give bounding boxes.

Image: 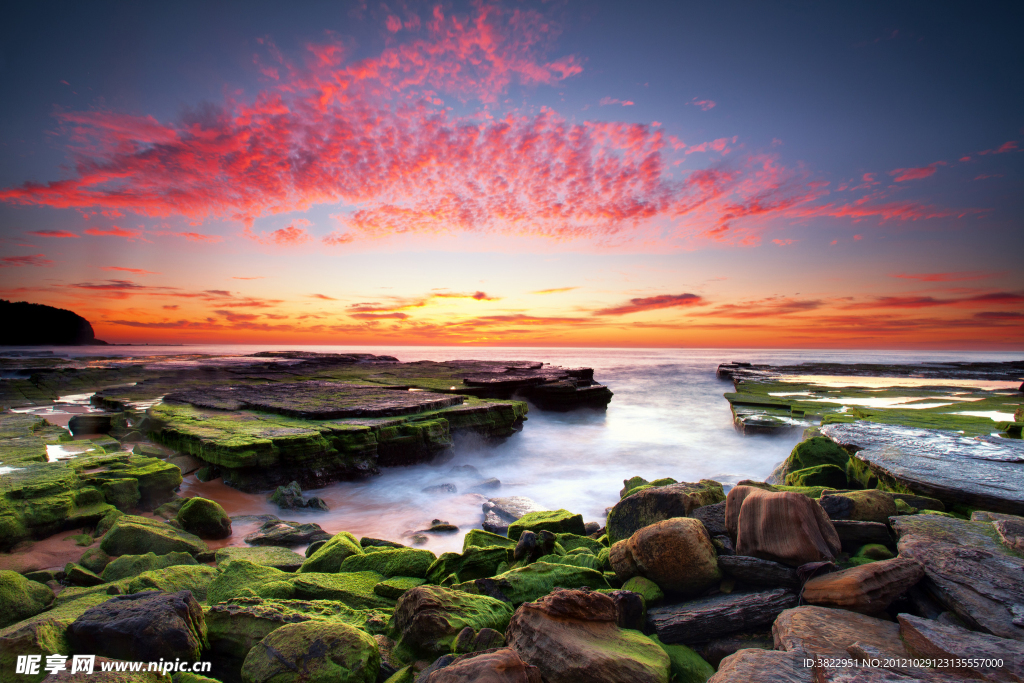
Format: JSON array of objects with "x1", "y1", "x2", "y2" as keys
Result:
[
  {"x1": 507, "y1": 509, "x2": 586, "y2": 541},
  {"x1": 462, "y1": 529, "x2": 517, "y2": 551},
  {"x1": 787, "y1": 436, "x2": 850, "y2": 473},
  {"x1": 101, "y1": 551, "x2": 199, "y2": 582},
  {"x1": 374, "y1": 577, "x2": 426, "y2": 599},
  {"x1": 621, "y1": 576, "x2": 664, "y2": 606},
  {"x1": 100, "y1": 515, "x2": 209, "y2": 557},
  {"x1": 606, "y1": 480, "x2": 726, "y2": 544},
  {"x1": 387, "y1": 585, "x2": 514, "y2": 659},
  {"x1": 829, "y1": 489, "x2": 898, "y2": 524},
  {"x1": 648, "y1": 633, "x2": 714, "y2": 683},
  {"x1": 849, "y1": 543, "x2": 895, "y2": 566},
  {"x1": 78, "y1": 546, "x2": 114, "y2": 574},
  {"x1": 534, "y1": 552, "x2": 604, "y2": 571},
  {"x1": 425, "y1": 546, "x2": 510, "y2": 585},
  {"x1": 127, "y1": 565, "x2": 220, "y2": 602},
  {"x1": 240, "y1": 620, "x2": 380, "y2": 683},
  {"x1": 338, "y1": 548, "x2": 436, "y2": 579},
  {"x1": 894, "y1": 498, "x2": 918, "y2": 515},
  {"x1": 298, "y1": 531, "x2": 362, "y2": 573},
  {"x1": 785, "y1": 464, "x2": 848, "y2": 489},
  {"x1": 64, "y1": 563, "x2": 105, "y2": 587},
  {"x1": 0, "y1": 571, "x2": 54, "y2": 629},
  {"x1": 454, "y1": 562, "x2": 610, "y2": 606},
  {"x1": 556, "y1": 533, "x2": 605, "y2": 554},
  {"x1": 289, "y1": 571, "x2": 395, "y2": 609},
  {"x1": 176, "y1": 497, "x2": 232, "y2": 540},
  {"x1": 207, "y1": 561, "x2": 295, "y2": 605},
  {"x1": 215, "y1": 546, "x2": 305, "y2": 572}
]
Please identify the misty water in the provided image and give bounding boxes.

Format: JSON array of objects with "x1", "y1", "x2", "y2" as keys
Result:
[{"x1": 8, "y1": 346, "x2": 1022, "y2": 554}]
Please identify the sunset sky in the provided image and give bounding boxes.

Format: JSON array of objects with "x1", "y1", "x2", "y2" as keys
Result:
[{"x1": 0, "y1": 1, "x2": 1021, "y2": 348}]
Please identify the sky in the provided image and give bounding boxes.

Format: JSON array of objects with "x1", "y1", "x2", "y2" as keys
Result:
[{"x1": 0, "y1": 0, "x2": 1021, "y2": 348}]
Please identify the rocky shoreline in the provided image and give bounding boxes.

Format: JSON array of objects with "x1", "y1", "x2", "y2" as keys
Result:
[{"x1": 0, "y1": 354, "x2": 1021, "y2": 682}]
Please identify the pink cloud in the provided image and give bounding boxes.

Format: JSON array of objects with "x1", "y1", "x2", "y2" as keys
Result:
[
  {"x1": 888, "y1": 161, "x2": 946, "y2": 182},
  {"x1": 386, "y1": 15, "x2": 402, "y2": 32},
  {"x1": 0, "y1": 253, "x2": 53, "y2": 268},
  {"x1": 772, "y1": 238, "x2": 796, "y2": 246},
  {"x1": 84, "y1": 225, "x2": 143, "y2": 239},
  {"x1": 593, "y1": 293, "x2": 703, "y2": 316},
  {"x1": 977, "y1": 141, "x2": 1018, "y2": 155},
  {"x1": 892, "y1": 271, "x2": 1000, "y2": 282},
  {"x1": 27, "y1": 230, "x2": 79, "y2": 238},
  {"x1": 599, "y1": 97, "x2": 635, "y2": 106},
  {"x1": 689, "y1": 98, "x2": 716, "y2": 111},
  {"x1": 101, "y1": 266, "x2": 159, "y2": 275}
]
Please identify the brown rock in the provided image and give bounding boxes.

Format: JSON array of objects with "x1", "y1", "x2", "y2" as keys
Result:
[
  {"x1": 506, "y1": 589, "x2": 671, "y2": 683},
  {"x1": 647, "y1": 589, "x2": 798, "y2": 644},
  {"x1": 422, "y1": 648, "x2": 543, "y2": 683},
  {"x1": 813, "y1": 667, "x2": 964, "y2": 682},
  {"x1": 801, "y1": 556, "x2": 924, "y2": 614},
  {"x1": 898, "y1": 613, "x2": 1024, "y2": 682},
  {"x1": 994, "y1": 519, "x2": 1024, "y2": 553},
  {"x1": 717, "y1": 555, "x2": 801, "y2": 589},
  {"x1": 773, "y1": 606, "x2": 910, "y2": 660},
  {"x1": 608, "y1": 518, "x2": 720, "y2": 597},
  {"x1": 726, "y1": 486, "x2": 841, "y2": 566},
  {"x1": 606, "y1": 480, "x2": 726, "y2": 543},
  {"x1": 819, "y1": 490, "x2": 897, "y2": 524},
  {"x1": 707, "y1": 648, "x2": 811, "y2": 683},
  {"x1": 831, "y1": 520, "x2": 892, "y2": 552}
]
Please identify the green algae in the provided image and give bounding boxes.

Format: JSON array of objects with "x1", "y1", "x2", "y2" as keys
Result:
[
  {"x1": 462, "y1": 529, "x2": 516, "y2": 551},
  {"x1": 507, "y1": 509, "x2": 586, "y2": 540},
  {"x1": 299, "y1": 531, "x2": 363, "y2": 573},
  {"x1": 339, "y1": 548, "x2": 436, "y2": 579}
]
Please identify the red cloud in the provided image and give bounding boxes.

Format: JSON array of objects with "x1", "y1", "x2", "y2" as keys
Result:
[
  {"x1": 689, "y1": 98, "x2": 716, "y2": 111},
  {"x1": 888, "y1": 161, "x2": 946, "y2": 182},
  {"x1": 308, "y1": 293, "x2": 337, "y2": 300},
  {"x1": 593, "y1": 293, "x2": 703, "y2": 316},
  {"x1": 0, "y1": 254, "x2": 53, "y2": 268},
  {"x1": 842, "y1": 292, "x2": 1024, "y2": 310},
  {"x1": 172, "y1": 231, "x2": 222, "y2": 243},
  {"x1": 892, "y1": 271, "x2": 998, "y2": 282},
  {"x1": 101, "y1": 266, "x2": 159, "y2": 275},
  {"x1": 350, "y1": 312, "x2": 409, "y2": 320},
  {"x1": 27, "y1": 230, "x2": 79, "y2": 238},
  {"x1": 978, "y1": 141, "x2": 1018, "y2": 155},
  {"x1": 772, "y1": 238, "x2": 796, "y2": 246},
  {"x1": 84, "y1": 225, "x2": 143, "y2": 239}
]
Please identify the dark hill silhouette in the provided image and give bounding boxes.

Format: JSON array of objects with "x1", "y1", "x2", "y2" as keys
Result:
[{"x1": 0, "y1": 300, "x2": 107, "y2": 345}]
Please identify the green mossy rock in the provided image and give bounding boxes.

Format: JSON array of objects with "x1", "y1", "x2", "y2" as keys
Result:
[
  {"x1": 299, "y1": 531, "x2": 362, "y2": 573},
  {"x1": 425, "y1": 546, "x2": 510, "y2": 585},
  {"x1": 535, "y1": 553, "x2": 604, "y2": 571},
  {"x1": 101, "y1": 478, "x2": 141, "y2": 511},
  {"x1": 374, "y1": 577, "x2": 426, "y2": 599},
  {"x1": 556, "y1": 533, "x2": 605, "y2": 554},
  {"x1": 622, "y1": 576, "x2": 664, "y2": 606},
  {"x1": 78, "y1": 546, "x2": 113, "y2": 574},
  {"x1": 462, "y1": 529, "x2": 517, "y2": 551},
  {"x1": 240, "y1": 620, "x2": 380, "y2": 683},
  {"x1": 289, "y1": 571, "x2": 395, "y2": 609},
  {"x1": 787, "y1": 436, "x2": 850, "y2": 472},
  {"x1": 100, "y1": 514, "x2": 209, "y2": 557},
  {"x1": 382, "y1": 667, "x2": 414, "y2": 683},
  {"x1": 620, "y1": 476, "x2": 649, "y2": 498},
  {"x1": 606, "y1": 480, "x2": 726, "y2": 544},
  {"x1": 894, "y1": 498, "x2": 918, "y2": 515},
  {"x1": 64, "y1": 563, "x2": 105, "y2": 587},
  {"x1": 127, "y1": 564, "x2": 220, "y2": 602},
  {"x1": 208, "y1": 561, "x2": 294, "y2": 605},
  {"x1": 339, "y1": 548, "x2": 437, "y2": 579},
  {"x1": 215, "y1": 546, "x2": 305, "y2": 572},
  {"x1": 388, "y1": 585, "x2": 514, "y2": 659},
  {"x1": 176, "y1": 497, "x2": 232, "y2": 540},
  {"x1": 849, "y1": 543, "x2": 895, "y2": 566},
  {"x1": 507, "y1": 509, "x2": 586, "y2": 541},
  {"x1": 733, "y1": 480, "x2": 831, "y2": 498},
  {"x1": 454, "y1": 562, "x2": 610, "y2": 606},
  {"x1": 648, "y1": 634, "x2": 714, "y2": 683},
  {"x1": 101, "y1": 551, "x2": 200, "y2": 582},
  {"x1": 95, "y1": 508, "x2": 124, "y2": 536},
  {"x1": 0, "y1": 570, "x2": 54, "y2": 629},
  {"x1": 785, "y1": 464, "x2": 848, "y2": 489}
]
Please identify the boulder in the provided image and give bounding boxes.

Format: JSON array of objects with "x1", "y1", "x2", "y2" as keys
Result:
[
  {"x1": 463, "y1": 529, "x2": 518, "y2": 552},
  {"x1": 0, "y1": 570, "x2": 54, "y2": 629},
  {"x1": 426, "y1": 546, "x2": 509, "y2": 585},
  {"x1": 716, "y1": 555, "x2": 800, "y2": 589},
  {"x1": 994, "y1": 518, "x2": 1024, "y2": 552},
  {"x1": 830, "y1": 520, "x2": 892, "y2": 552},
  {"x1": 269, "y1": 481, "x2": 305, "y2": 509},
  {"x1": 506, "y1": 589, "x2": 671, "y2": 683},
  {"x1": 818, "y1": 490, "x2": 897, "y2": 524},
  {"x1": 126, "y1": 565, "x2": 220, "y2": 602},
  {"x1": 513, "y1": 530, "x2": 557, "y2": 564},
  {"x1": 299, "y1": 531, "x2": 363, "y2": 573},
  {"x1": 215, "y1": 546, "x2": 305, "y2": 572},
  {"x1": 289, "y1": 571, "x2": 395, "y2": 609},
  {"x1": 243, "y1": 519, "x2": 332, "y2": 546},
  {"x1": 338, "y1": 548, "x2": 437, "y2": 579},
  {"x1": 603, "y1": 589, "x2": 646, "y2": 631},
  {"x1": 387, "y1": 585, "x2": 513, "y2": 659},
  {"x1": 453, "y1": 562, "x2": 610, "y2": 606},
  {"x1": 784, "y1": 464, "x2": 847, "y2": 489},
  {"x1": 608, "y1": 518, "x2": 720, "y2": 597},
  {"x1": 99, "y1": 515, "x2": 209, "y2": 557},
  {"x1": 785, "y1": 436, "x2": 850, "y2": 473},
  {"x1": 897, "y1": 612, "x2": 1024, "y2": 681},
  {"x1": 101, "y1": 551, "x2": 199, "y2": 582},
  {"x1": 647, "y1": 634, "x2": 715, "y2": 683},
  {"x1": 620, "y1": 576, "x2": 665, "y2": 606},
  {"x1": 64, "y1": 563, "x2": 105, "y2": 587},
  {"x1": 482, "y1": 497, "x2": 545, "y2": 534},
  {"x1": 694, "y1": 635, "x2": 774, "y2": 669},
  {"x1": 68, "y1": 590, "x2": 207, "y2": 662},
  {"x1": 725, "y1": 486, "x2": 841, "y2": 566},
  {"x1": 801, "y1": 556, "x2": 923, "y2": 614},
  {"x1": 240, "y1": 620, "x2": 380, "y2": 683},
  {"x1": 374, "y1": 576, "x2": 425, "y2": 599},
  {"x1": 647, "y1": 589, "x2": 798, "y2": 644},
  {"x1": 690, "y1": 501, "x2": 727, "y2": 536},
  {"x1": 772, "y1": 606, "x2": 910, "y2": 660},
  {"x1": 892, "y1": 514, "x2": 1024, "y2": 640},
  {"x1": 207, "y1": 560, "x2": 294, "y2": 605},
  {"x1": 78, "y1": 547, "x2": 113, "y2": 574},
  {"x1": 707, "y1": 649, "x2": 811, "y2": 683},
  {"x1": 175, "y1": 497, "x2": 231, "y2": 540},
  {"x1": 419, "y1": 648, "x2": 542, "y2": 683},
  {"x1": 606, "y1": 480, "x2": 726, "y2": 544},
  {"x1": 507, "y1": 510, "x2": 586, "y2": 541}
]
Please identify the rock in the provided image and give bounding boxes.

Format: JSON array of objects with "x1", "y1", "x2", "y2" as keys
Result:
[
  {"x1": 306, "y1": 496, "x2": 330, "y2": 511},
  {"x1": 513, "y1": 530, "x2": 557, "y2": 564},
  {"x1": 41, "y1": 667, "x2": 172, "y2": 682},
  {"x1": 772, "y1": 605, "x2": 910, "y2": 659},
  {"x1": 419, "y1": 648, "x2": 542, "y2": 683},
  {"x1": 647, "y1": 589, "x2": 798, "y2": 644},
  {"x1": 0, "y1": 570, "x2": 54, "y2": 629},
  {"x1": 300, "y1": 530, "x2": 363, "y2": 573},
  {"x1": 716, "y1": 555, "x2": 800, "y2": 589},
  {"x1": 426, "y1": 546, "x2": 510, "y2": 585},
  {"x1": 783, "y1": 436, "x2": 850, "y2": 477},
  {"x1": 507, "y1": 510, "x2": 586, "y2": 541},
  {"x1": 463, "y1": 529, "x2": 518, "y2": 552},
  {"x1": 426, "y1": 519, "x2": 460, "y2": 533},
  {"x1": 450, "y1": 626, "x2": 505, "y2": 654},
  {"x1": 556, "y1": 532, "x2": 605, "y2": 554},
  {"x1": 694, "y1": 635, "x2": 774, "y2": 669},
  {"x1": 243, "y1": 519, "x2": 332, "y2": 546},
  {"x1": 215, "y1": 546, "x2": 306, "y2": 571},
  {"x1": 897, "y1": 612, "x2": 1024, "y2": 681},
  {"x1": 726, "y1": 486, "x2": 841, "y2": 566},
  {"x1": 454, "y1": 562, "x2": 610, "y2": 606},
  {"x1": 994, "y1": 518, "x2": 1024, "y2": 552},
  {"x1": 621, "y1": 576, "x2": 665, "y2": 605},
  {"x1": 506, "y1": 589, "x2": 670, "y2": 683},
  {"x1": 648, "y1": 634, "x2": 715, "y2": 683},
  {"x1": 801, "y1": 557, "x2": 924, "y2": 614},
  {"x1": 892, "y1": 514, "x2": 1024, "y2": 640},
  {"x1": 99, "y1": 514, "x2": 208, "y2": 557},
  {"x1": 387, "y1": 585, "x2": 514, "y2": 659},
  {"x1": 176, "y1": 497, "x2": 231, "y2": 539},
  {"x1": 78, "y1": 546, "x2": 113, "y2": 574},
  {"x1": 707, "y1": 649, "x2": 811, "y2": 683},
  {"x1": 166, "y1": 453, "x2": 203, "y2": 475},
  {"x1": 470, "y1": 478, "x2": 502, "y2": 493},
  {"x1": 691, "y1": 501, "x2": 727, "y2": 535},
  {"x1": 819, "y1": 490, "x2": 897, "y2": 524},
  {"x1": 64, "y1": 563, "x2": 105, "y2": 587},
  {"x1": 423, "y1": 483, "x2": 458, "y2": 495},
  {"x1": 784, "y1": 464, "x2": 848, "y2": 489},
  {"x1": 482, "y1": 497, "x2": 545, "y2": 532},
  {"x1": 606, "y1": 480, "x2": 726, "y2": 543},
  {"x1": 608, "y1": 518, "x2": 720, "y2": 597},
  {"x1": 375, "y1": 577, "x2": 426, "y2": 599},
  {"x1": 68, "y1": 413, "x2": 114, "y2": 435},
  {"x1": 207, "y1": 560, "x2": 293, "y2": 604},
  {"x1": 270, "y1": 481, "x2": 305, "y2": 509},
  {"x1": 340, "y1": 548, "x2": 437, "y2": 579},
  {"x1": 603, "y1": 589, "x2": 646, "y2": 630},
  {"x1": 240, "y1": 620, "x2": 380, "y2": 683},
  {"x1": 850, "y1": 543, "x2": 894, "y2": 565},
  {"x1": 127, "y1": 565, "x2": 219, "y2": 602},
  {"x1": 289, "y1": 571, "x2": 395, "y2": 609},
  {"x1": 831, "y1": 520, "x2": 892, "y2": 552},
  {"x1": 361, "y1": 536, "x2": 407, "y2": 549},
  {"x1": 68, "y1": 590, "x2": 207, "y2": 662},
  {"x1": 100, "y1": 551, "x2": 198, "y2": 582},
  {"x1": 822, "y1": 421, "x2": 1024, "y2": 514}
]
